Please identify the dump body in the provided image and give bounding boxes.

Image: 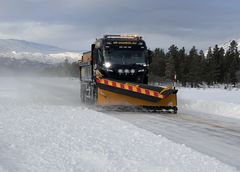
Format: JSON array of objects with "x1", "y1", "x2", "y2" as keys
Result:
[{"x1": 79, "y1": 35, "x2": 178, "y2": 113}]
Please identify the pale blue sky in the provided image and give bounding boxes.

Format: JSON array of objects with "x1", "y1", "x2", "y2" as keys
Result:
[{"x1": 0, "y1": 0, "x2": 239, "y2": 51}]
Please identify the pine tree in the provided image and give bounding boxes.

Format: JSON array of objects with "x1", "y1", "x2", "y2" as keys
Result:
[
  {"x1": 179, "y1": 47, "x2": 188, "y2": 86},
  {"x1": 149, "y1": 48, "x2": 166, "y2": 78},
  {"x1": 205, "y1": 47, "x2": 213, "y2": 85},
  {"x1": 165, "y1": 45, "x2": 178, "y2": 81},
  {"x1": 225, "y1": 40, "x2": 239, "y2": 86},
  {"x1": 187, "y1": 46, "x2": 202, "y2": 87},
  {"x1": 218, "y1": 47, "x2": 225, "y2": 83},
  {"x1": 165, "y1": 56, "x2": 175, "y2": 81},
  {"x1": 198, "y1": 50, "x2": 205, "y2": 83},
  {"x1": 212, "y1": 45, "x2": 222, "y2": 83}
]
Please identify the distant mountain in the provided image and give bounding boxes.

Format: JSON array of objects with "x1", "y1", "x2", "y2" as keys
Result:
[
  {"x1": 205, "y1": 38, "x2": 240, "y2": 55},
  {"x1": 0, "y1": 39, "x2": 82, "y2": 64},
  {"x1": 217, "y1": 38, "x2": 240, "y2": 51},
  {"x1": 0, "y1": 39, "x2": 68, "y2": 54}
]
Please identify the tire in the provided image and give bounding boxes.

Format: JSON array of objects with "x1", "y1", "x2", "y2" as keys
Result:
[
  {"x1": 80, "y1": 84, "x2": 86, "y2": 103},
  {"x1": 173, "y1": 107, "x2": 178, "y2": 114},
  {"x1": 89, "y1": 85, "x2": 97, "y2": 105}
]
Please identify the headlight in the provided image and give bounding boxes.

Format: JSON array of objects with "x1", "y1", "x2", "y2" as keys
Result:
[
  {"x1": 138, "y1": 69, "x2": 145, "y2": 72},
  {"x1": 130, "y1": 69, "x2": 135, "y2": 74},
  {"x1": 103, "y1": 62, "x2": 111, "y2": 68},
  {"x1": 124, "y1": 69, "x2": 130, "y2": 74},
  {"x1": 118, "y1": 69, "x2": 123, "y2": 74}
]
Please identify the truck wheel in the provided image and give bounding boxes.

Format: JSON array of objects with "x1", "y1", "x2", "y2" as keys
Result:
[
  {"x1": 80, "y1": 85, "x2": 86, "y2": 103},
  {"x1": 92, "y1": 86, "x2": 97, "y2": 104},
  {"x1": 173, "y1": 107, "x2": 178, "y2": 114}
]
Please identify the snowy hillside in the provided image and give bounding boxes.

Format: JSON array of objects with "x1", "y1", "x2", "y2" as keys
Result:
[
  {"x1": 0, "y1": 39, "x2": 67, "y2": 53},
  {"x1": 0, "y1": 39, "x2": 82, "y2": 64}
]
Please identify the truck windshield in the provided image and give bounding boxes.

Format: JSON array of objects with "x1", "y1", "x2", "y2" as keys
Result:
[{"x1": 104, "y1": 50, "x2": 145, "y2": 65}]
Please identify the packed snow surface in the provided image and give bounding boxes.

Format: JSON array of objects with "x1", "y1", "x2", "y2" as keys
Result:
[
  {"x1": 178, "y1": 87, "x2": 240, "y2": 119},
  {"x1": 0, "y1": 77, "x2": 237, "y2": 172}
]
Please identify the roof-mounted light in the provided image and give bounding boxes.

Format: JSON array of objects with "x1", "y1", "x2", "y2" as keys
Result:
[
  {"x1": 104, "y1": 34, "x2": 142, "y2": 40},
  {"x1": 120, "y1": 34, "x2": 139, "y2": 38}
]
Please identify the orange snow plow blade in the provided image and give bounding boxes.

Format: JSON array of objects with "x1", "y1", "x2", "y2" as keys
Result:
[{"x1": 96, "y1": 78, "x2": 178, "y2": 113}]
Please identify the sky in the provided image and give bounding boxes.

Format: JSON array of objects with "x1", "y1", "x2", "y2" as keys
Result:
[{"x1": 0, "y1": 0, "x2": 240, "y2": 52}]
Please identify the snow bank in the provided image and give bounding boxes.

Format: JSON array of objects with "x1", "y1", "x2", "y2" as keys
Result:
[{"x1": 178, "y1": 88, "x2": 240, "y2": 119}]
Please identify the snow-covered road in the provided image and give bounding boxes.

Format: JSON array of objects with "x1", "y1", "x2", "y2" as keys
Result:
[
  {"x1": 107, "y1": 111, "x2": 240, "y2": 170},
  {"x1": 0, "y1": 77, "x2": 239, "y2": 171}
]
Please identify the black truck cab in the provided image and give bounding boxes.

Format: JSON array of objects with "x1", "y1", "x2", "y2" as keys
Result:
[{"x1": 92, "y1": 35, "x2": 150, "y2": 84}]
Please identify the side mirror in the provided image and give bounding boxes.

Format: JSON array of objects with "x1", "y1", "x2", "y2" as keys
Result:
[
  {"x1": 147, "y1": 50, "x2": 152, "y2": 64},
  {"x1": 91, "y1": 44, "x2": 95, "y2": 53}
]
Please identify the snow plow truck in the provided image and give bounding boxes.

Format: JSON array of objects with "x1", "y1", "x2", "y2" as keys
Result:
[{"x1": 79, "y1": 34, "x2": 178, "y2": 113}]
